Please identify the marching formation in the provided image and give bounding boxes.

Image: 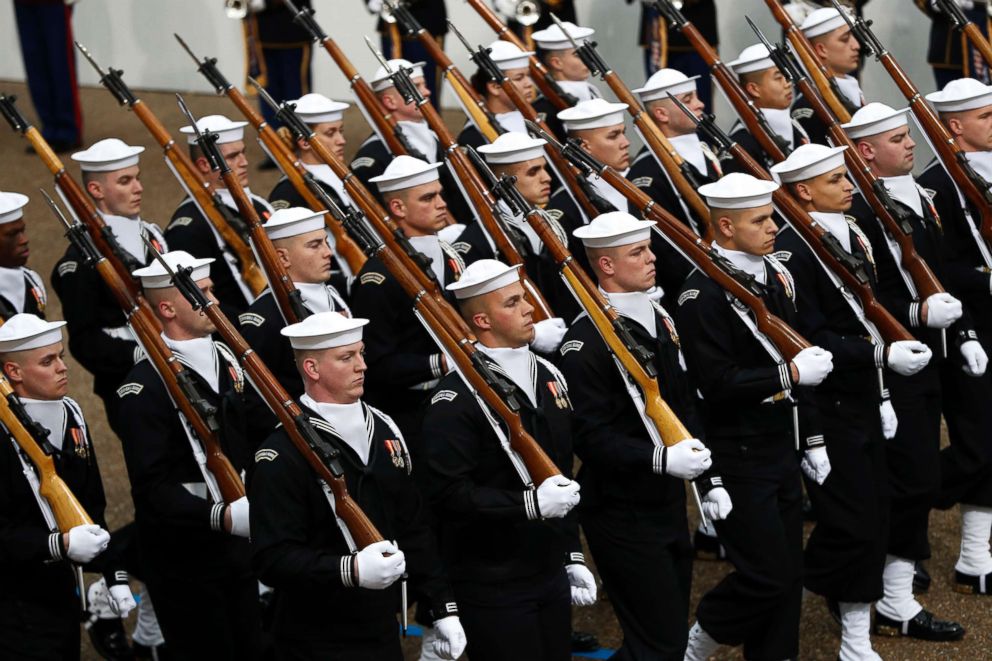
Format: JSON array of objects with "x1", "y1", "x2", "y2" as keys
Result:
[{"x1": 4, "y1": 1, "x2": 992, "y2": 660}]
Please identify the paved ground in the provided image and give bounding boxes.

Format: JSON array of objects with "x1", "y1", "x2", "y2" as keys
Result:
[{"x1": 1, "y1": 79, "x2": 988, "y2": 660}]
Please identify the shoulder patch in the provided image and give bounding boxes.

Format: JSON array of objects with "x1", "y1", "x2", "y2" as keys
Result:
[
  {"x1": 678, "y1": 289, "x2": 700, "y2": 306},
  {"x1": 350, "y1": 157, "x2": 376, "y2": 170},
  {"x1": 57, "y1": 261, "x2": 78, "y2": 277},
  {"x1": 451, "y1": 241, "x2": 472, "y2": 254},
  {"x1": 254, "y1": 449, "x2": 279, "y2": 463},
  {"x1": 116, "y1": 383, "x2": 143, "y2": 398},
  {"x1": 631, "y1": 176, "x2": 653, "y2": 188},
  {"x1": 238, "y1": 312, "x2": 265, "y2": 327},
  {"x1": 359, "y1": 272, "x2": 386, "y2": 286},
  {"x1": 923, "y1": 188, "x2": 936, "y2": 201},
  {"x1": 270, "y1": 200, "x2": 291, "y2": 210},
  {"x1": 772, "y1": 250, "x2": 792, "y2": 262},
  {"x1": 792, "y1": 108, "x2": 814, "y2": 120},
  {"x1": 168, "y1": 216, "x2": 194, "y2": 229},
  {"x1": 431, "y1": 390, "x2": 458, "y2": 405},
  {"x1": 559, "y1": 340, "x2": 584, "y2": 356},
  {"x1": 545, "y1": 209, "x2": 564, "y2": 222}
]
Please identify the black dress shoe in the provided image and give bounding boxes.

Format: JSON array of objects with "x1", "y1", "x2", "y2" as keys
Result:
[
  {"x1": 133, "y1": 642, "x2": 169, "y2": 661},
  {"x1": 873, "y1": 609, "x2": 966, "y2": 641},
  {"x1": 571, "y1": 630, "x2": 599, "y2": 652},
  {"x1": 954, "y1": 569, "x2": 991, "y2": 595},
  {"x1": 693, "y1": 528, "x2": 727, "y2": 561},
  {"x1": 913, "y1": 561, "x2": 931, "y2": 594},
  {"x1": 87, "y1": 617, "x2": 136, "y2": 660}
]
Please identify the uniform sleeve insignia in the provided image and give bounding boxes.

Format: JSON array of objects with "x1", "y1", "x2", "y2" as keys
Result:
[
  {"x1": 923, "y1": 188, "x2": 936, "y2": 201},
  {"x1": 545, "y1": 209, "x2": 564, "y2": 222},
  {"x1": 168, "y1": 216, "x2": 194, "y2": 229},
  {"x1": 431, "y1": 390, "x2": 458, "y2": 405},
  {"x1": 772, "y1": 250, "x2": 792, "y2": 262},
  {"x1": 116, "y1": 383, "x2": 143, "y2": 398},
  {"x1": 57, "y1": 261, "x2": 78, "y2": 276},
  {"x1": 359, "y1": 272, "x2": 386, "y2": 286},
  {"x1": 238, "y1": 312, "x2": 266, "y2": 327},
  {"x1": 792, "y1": 108, "x2": 814, "y2": 120},
  {"x1": 350, "y1": 157, "x2": 376, "y2": 170},
  {"x1": 254, "y1": 449, "x2": 279, "y2": 463},
  {"x1": 559, "y1": 340, "x2": 584, "y2": 356},
  {"x1": 632, "y1": 176, "x2": 653, "y2": 188},
  {"x1": 270, "y1": 200, "x2": 291, "y2": 210},
  {"x1": 678, "y1": 289, "x2": 700, "y2": 306},
  {"x1": 451, "y1": 241, "x2": 472, "y2": 254}
]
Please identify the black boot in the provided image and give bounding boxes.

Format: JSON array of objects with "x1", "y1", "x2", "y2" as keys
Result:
[
  {"x1": 954, "y1": 569, "x2": 992, "y2": 595},
  {"x1": 87, "y1": 617, "x2": 135, "y2": 660},
  {"x1": 873, "y1": 609, "x2": 965, "y2": 641},
  {"x1": 571, "y1": 630, "x2": 599, "y2": 652},
  {"x1": 693, "y1": 527, "x2": 726, "y2": 561}
]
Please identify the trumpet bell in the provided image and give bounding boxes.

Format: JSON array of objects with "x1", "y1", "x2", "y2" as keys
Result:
[
  {"x1": 516, "y1": 0, "x2": 541, "y2": 27},
  {"x1": 225, "y1": 0, "x2": 247, "y2": 20}
]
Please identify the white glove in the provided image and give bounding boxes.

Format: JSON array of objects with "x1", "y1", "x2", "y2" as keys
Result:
[
  {"x1": 108, "y1": 584, "x2": 137, "y2": 618},
  {"x1": 535, "y1": 476, "x2": 581, "y2": 519},
  {"x1": 791, "y1": 347, "x2": 834, "y2": 386},
  {"x1": 366, "y1": 0, "x2": 384, "y2": 14},
  {"x1": 247, "y1": 0, "x2": 266, "y2": 12},
  {"x1": 355, "y1": 540, "x2": 406, "y2": 590},
  {"x1": 801, "y1": 446, "x2": 831, "y2": 485},
  {"x1": 701, "y1": 487, "x2": 733, "y2": 521},
  {"x1": 432, "y1": 616, "x2": 467, "y2": 660},
  {"x1": 437, "y1": 223, "x2": 466, "y2": 245},
  {"x1": 227, "y1": 497, "x2": 251, "y2": 538},
  {"x1": 886, "y1": 340, "x2": 932, "y2": 376},
  {"x1": 494, "y1": 0, "x2": 518, "y2": 19},
  {"x1": 659, "y1": 439, "x2": 712, "y2": 480},
  {"x1": 924, "y1": 293, "x2": 963, "y2": 329},
  {"x1": 961, "y1": 340, "x2": 989, "y2": 377},
  {"x1": 784, "y1": 0, "x2": 818, "y2": 24},
  {"x1": 880, "y1": 399, "x2": 898, "y2": 440},
  {"x1": 66, "y1": 524, "x2": 110, "y2": 563},
  {"x1": 530, "y1": 318, "x2": 568, "y2": 354},
  {"x1": 566, "y1": 564, "x2": 598, "y2": 606}
]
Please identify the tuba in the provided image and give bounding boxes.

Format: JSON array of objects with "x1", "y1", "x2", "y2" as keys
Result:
[{"x1": 225, "y1": 0, "x2": 247, "y2": 19}]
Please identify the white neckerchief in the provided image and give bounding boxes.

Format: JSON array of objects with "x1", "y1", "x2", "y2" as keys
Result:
[
  {"x1": 303, "y1": 163, "x2": 355, "y2": 208},
  {"x1": 495, "y1": 110, "x2": 527, "y2": 135},
  {"x1": 20, "y1": 398, "x2": 67, "y2": 452},
  {"x1": 497, "y1": 200, "x2": 543, "y2": 254},
  {"x1": 301, "y1": 394, "x2": 370, "y2": 465},
  {"x1": 590, "y1": 169, "x2": 630, "y2": 213},
  {"x1": 762, "y1": 107, "x2": 796, "y2": 150},
  {"x1": 604, "y1": 289, "x2": 657, "y2": 339},
  {"x1": 164, "y1": 334, "x2": 219, "y2": 394},
  {"x1": 101, "y1": 212, "x2": 146, "y2": 261},
  {"x1": 217, "y1": 186, "x2": 259, "y2": 212},
  {"x1": 296, "y1": 281, "x2": 348, "y2": 315},
  {"x1": 557, "y1": 79, "x2": 601, "y2": 102},
  {"x1": 881, "y1": 174, "x2": 924, "y2": 218},
  {"x1": 713, "y1": 243, "x2": 767, "y2": 284},
  {"x1": 398, "y1": 120, "x2": 438, "y2": 163},
  {"x1": 810, "y1": 211, "x2": 852, "y2": 253},
  {"x1": 477, "y1": 344, "x2": 537, "y2": 406},
  {"x1": 0, "y1": 267, "x2": 26, "y2": 312},
  {"x1": 668, "y1": 133, "x2": 707, "y2": 176},
  {"x1": 965, "y1": 150, "x2": 992, "y2": 185},
  {"x1": 834, "y1": 75, "x2": 864, "y2": 109},
  {"x1": 408, "y1": 235, "x2": 446, "y2": 286}
]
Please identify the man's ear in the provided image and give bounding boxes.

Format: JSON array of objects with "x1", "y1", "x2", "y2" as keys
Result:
[
  {"x1": 86, "y1": 180, "x2": 104, "y2": 201},
  {"x1": 301, "y1": 356, "x2": 319, "y2": 382},
  {"x1": 2, "y1": 361, "x2": 22, "y2": 385},
  {"x1": 793, "y1": 182, "x2": 814, "y2": 203},
  {"x1": 716, "y1": 215, "x2": 735, "y2": 240},
  {"x1": 275, "y1": 246, "x2": 291, "y2": 270}
]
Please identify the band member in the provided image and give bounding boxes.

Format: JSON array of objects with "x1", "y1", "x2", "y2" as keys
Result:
[
  {"x1": 116, "y1": 251, "x2": 262, "y2": 659},
  {"x1": 166, "y1": 114, "x2": 273, "y2": 314},
  {"x1": 250, "y1": 310, "x2": 466, "y2": 660},
  {"x1": 557, "y1": 212, "x2": 715, "y2": 658},
  {"x1": 423, "y1": 259, "x2": 591, "y2": 660},
  {"x1": 0, "y1": 191, "x2": 46, "y2": 320},
  {"x1": 531, "y1": 20, "x2": 602, "y2": 139},
  {"x1": 0, "y1": 314, "x2": 135, "y2": 659},
  {"x1": 460, "y1": 40, "x2": 537, "y2": 150},
  {"x1": 372, "y1": 0, "x2": 448, "y2": 105},
  {"x1": 679, "y1": 173, "x2": 834, "y2": 660},
  {"x1": 52, "y1": 138, "x2": 167, "y2": 433},
  {"x1": 914, "y1": 0, "x2": 992, "y2": 88}
]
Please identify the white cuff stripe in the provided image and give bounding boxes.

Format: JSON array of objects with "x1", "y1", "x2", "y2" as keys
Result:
[
  {"x1": 881, "y1": 388, "x2": 891, "y2": 399},
  {"x1": 568, "y1": 552, "x2": 586, "y2": 564},
  {"x1": 778, "y1": 363, "x2": 791, "y2": 390},
  {"x1": 430, "y1": 354, "x2": 443, "y2": 379},
  {"x1": 874, "y1": 345, "x2": 885, "y2": 369},
  {"x1": 49, "y1": 532, "x2": 62, "y2": 561},
  {"x1": 909, "y1": 302, "x2": 921, "y2": 328},
  {"x1": 341, "y1": 556, "x2": 355, "y2": 588},
  {"x1": 806, "y1": 434, "x2": 825, "y2": 447},
  {"x1": 114, "y1": 570, "x2": 129, "y2": 583},
  {"x1": 652, "y1": 446, "x2": 664, "y2": 475},
  {"x1": 710, "y1": 476, "x2": 723, "y2": 486},
  {"x1": 524, "y1": 489, "x2": 539, "y2": 521},
  {"x1": 209, "y1": 503, "x2": 225, "y2": 532}
]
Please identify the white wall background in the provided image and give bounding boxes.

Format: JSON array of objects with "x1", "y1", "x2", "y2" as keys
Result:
[{"x1": 0, "y1": 0, "x2": 933, "y2": 124}]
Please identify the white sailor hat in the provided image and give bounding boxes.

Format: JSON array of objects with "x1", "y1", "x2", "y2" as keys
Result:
[
  {"x1": 477, "y1": 131, "x2": 546, "y2": 165},
  {"x1": 71, "y1": 138, "x2": 145, "y2": 172},
  {"x1": 132, "y1": 250, "x2": 215, "y2": 289},
  {"x1": 370, "y1": 58, "x2": 426, "y2": 93},
  {"x1": 291, "y1": 93, "x2": 350, "y2": 124},
  {"x1": 769, "y1": 143, "x2": 848, "y2": 183},
  {"x1": 801, "y1": 7, "x2": 850, "y2": 39},
  {"x1": 698, "y1": 173, "x2": 780, "y2": 210},
  {"x1": 281, "y1": 310, "x2": 369, "y2": 350},
  {"x1": 488, "y1": 40, "x2": 533, "y2": 71},
  {"x1": 842, "y1": 102, "x2": 911, "y2": 139},
  {"x1": 572, "y1": 211, "x2": 655, "y2": 248},
  {"x1": 633, "y1": 68, "x2": 700, "y2": 103},
  {"x1": 264, "y1": 207, "x2": 325, "y2": 240},
  {"x1": 729, "y1": 44, "x2": 776, "y2": 77},
  {"x1": 0, "y1": 314, "x2": 66, "y2": 353},
  {"x1": 0, "y1": 191, "x2": 29, "y2": 225},
  {"x1": 446, "y1": 259, "x2": 522, "y2": 300},
  {"x1": 180, "y1": 114, "x2": 248, "y2": 145},
  {"x1": 558, "y1": 98, "x2": 628, "y2": 132},
  {"x1": 532, "y1": 21, "x2": 594, "y2": 51},
  {"x1": 369, "y1": 155, "x2": 443, "y2": 193},
  {"x1": 926, "y1": 77, "x2": 992, "y2": 113}
]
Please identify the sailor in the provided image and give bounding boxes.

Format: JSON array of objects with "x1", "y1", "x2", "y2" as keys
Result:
[
  {"x1": 531, "y1": 20, "x2": 602, "y2": 140},
  {"x1": 0, "y1": 191, "x2": 46, "y2": 320},
  {"x1": 460, "y1": 39, "x2": 537, "y2": 151}
]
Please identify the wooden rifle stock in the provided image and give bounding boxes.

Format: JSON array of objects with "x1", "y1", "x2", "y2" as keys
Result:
[{"x1": 934, "y1": 0, "x2": 992, "y2": 68}]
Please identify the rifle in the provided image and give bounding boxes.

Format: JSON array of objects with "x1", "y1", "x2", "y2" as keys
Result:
[
  {"x1": 550, "y1": 11, "x2": 712, "y2": 238},
  {"x1": 367, "y1": 43, "x2": 555, "y2": 322},
  {"x1": 747, "y1": 20, "x2": 946, "y2": 301},
  {"x1": 529, "y1": 120, "x2": 812, "y2": 359},
  {"x1": 933, "y1": 0, "x2": 992, "y2": 70},
  {"x1": 464, "y1": 0, "x2": 577, "y2": 111},
  {"x1": 831, "y1": 1, "x2": 992, "y2": 248},
  {"x1": 282, "y1": 0, "x2": 424, "y2": 160},
  {"x1": 174, "y1": 34, "x2": 367, "y2": 277},
  {"x1": 0, "y1": 94, "x2": 141, "y2": 296},
  {"x1": 389, "y1": 0, "x2": 502, "y2": 142},
  {"x1": 761, "y1": 0, "x2": 857, "y2": 121},
  {"x1": 74, "y1": 42, "x2": 267, "y2": 298},
  {"x1": 43, "y1": 190, "x2": 246, "y2": 504}
]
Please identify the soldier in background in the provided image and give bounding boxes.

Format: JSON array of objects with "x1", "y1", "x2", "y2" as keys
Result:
[{"x1": 0, "y1": 191, "x2": 46, "y2": 321}]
